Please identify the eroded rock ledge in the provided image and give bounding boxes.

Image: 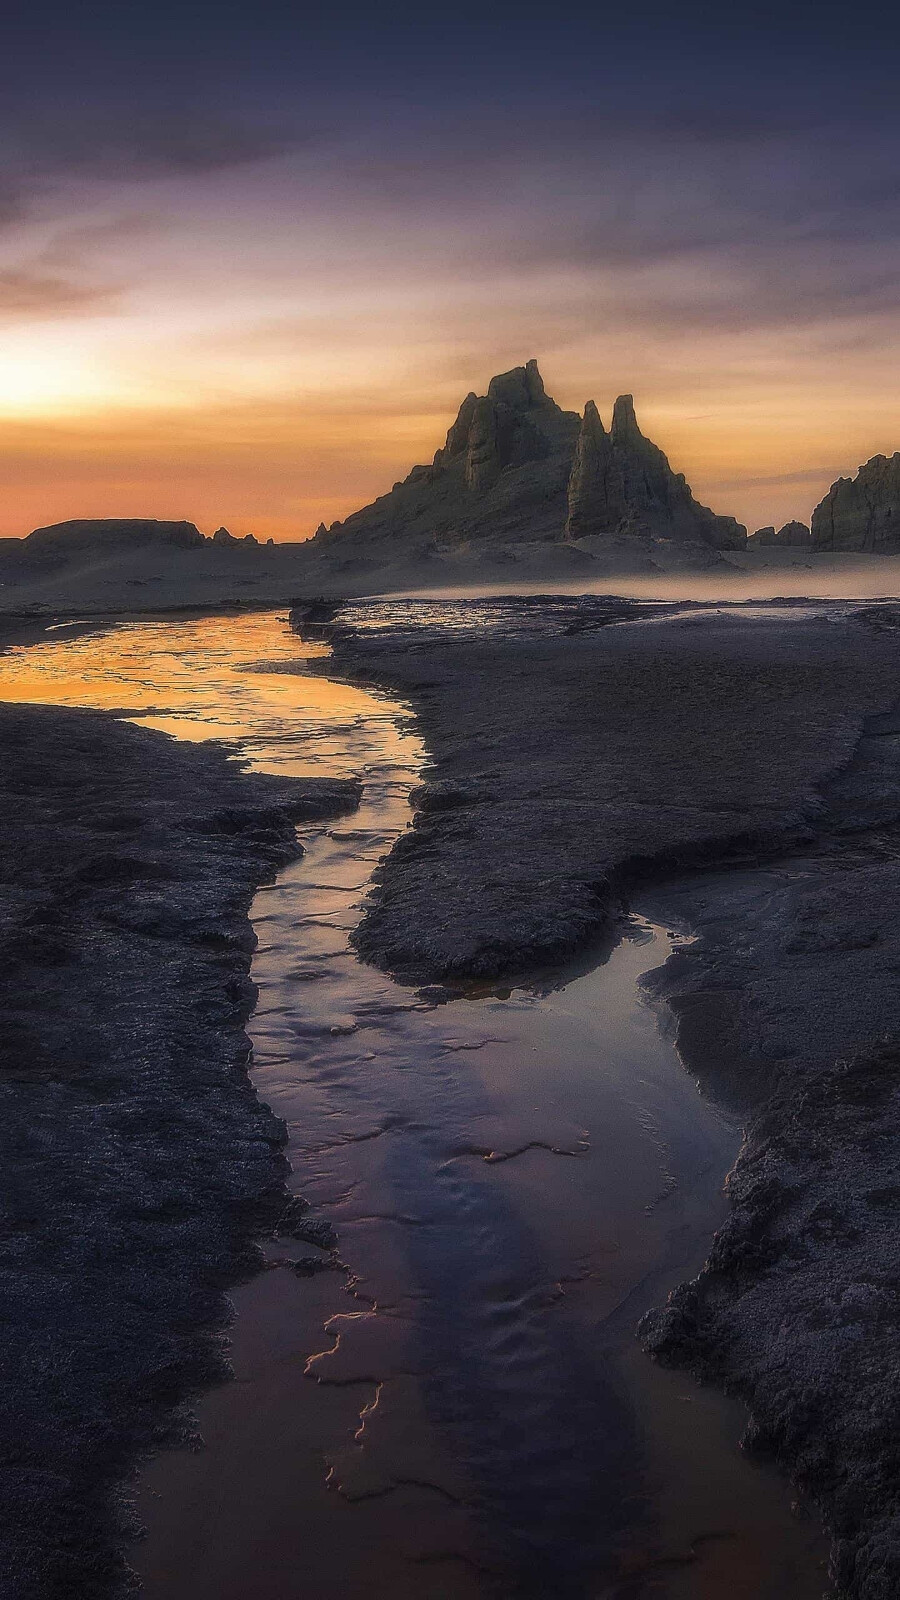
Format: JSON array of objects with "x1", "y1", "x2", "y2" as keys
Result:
[
  {"x1": 293, "y1": 599, "x2": 900, "y2": 981},
  {"x1": 0, "y1": 701, "x2": 358, "y2": 1598}
]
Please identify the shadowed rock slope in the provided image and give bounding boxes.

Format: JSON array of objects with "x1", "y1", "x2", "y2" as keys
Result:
[{"x1": 0, "y1": 700, "x2": 358, "y2": 1598}]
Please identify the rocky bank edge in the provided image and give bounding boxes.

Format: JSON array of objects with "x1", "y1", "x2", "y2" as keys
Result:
[
  {"x1": 0, "y1": 698, "x2": 359, "y2": 1598},
  {"x1": 291, "y1": 595, "x2": 900, "y2": 1599}
]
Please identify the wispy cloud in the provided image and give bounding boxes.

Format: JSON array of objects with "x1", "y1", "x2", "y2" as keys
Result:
[
  {"x1": 0, "y1": 269, "x2": 117, "y2": 320},
  {"x1": 18, "y1": 109, "x2": 307, "y2": 182}
]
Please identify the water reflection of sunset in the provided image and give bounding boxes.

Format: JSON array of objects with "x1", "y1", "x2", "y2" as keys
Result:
[{"x1": 0, "y1": 613, "x2": 409, "y2": 776}]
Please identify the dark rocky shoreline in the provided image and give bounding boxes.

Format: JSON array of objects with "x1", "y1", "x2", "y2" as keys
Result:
[
  {"x1": 291, "y1": 595, "x2": 900, "y2": 1599},
  {"x1": 0, "y1": 694, "x2": 358, "y2": 1597}
]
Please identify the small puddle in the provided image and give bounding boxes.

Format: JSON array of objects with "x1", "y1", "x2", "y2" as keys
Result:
[{"x1": 0, "y1": 609, "x2": 831, "y2": 1597}]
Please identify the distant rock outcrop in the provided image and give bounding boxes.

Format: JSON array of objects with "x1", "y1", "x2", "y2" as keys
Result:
[
  {"x1": 747, "y1": 521, "x2": 812, "y2": 549},
  {"x1": 21, "y1": 519, "x2": 272, "y2": 562},
  {"x1": 811, "y1": 455, "x2": 900, "y2": 553},
  {"x1": 211, "y1": 526, "x2": 259, "y2": 546},
  {"x1": 25, "y1": 518, "x2": 205, "y2": 554},
  {"x1": 307, "y1": 361, "x2": 745, "y2": 576}
]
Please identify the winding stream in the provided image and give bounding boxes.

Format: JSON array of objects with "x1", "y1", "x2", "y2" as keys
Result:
[{"x1": 0, "y1": 610, "x2": 830, "y2": 1598}]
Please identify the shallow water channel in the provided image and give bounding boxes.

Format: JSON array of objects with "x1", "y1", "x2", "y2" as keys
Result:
[{"x1": 0, "y1": 610, "x2": 830, "y2": 1597}]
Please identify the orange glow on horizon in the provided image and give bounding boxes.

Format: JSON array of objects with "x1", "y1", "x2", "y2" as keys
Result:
[{"x1": 0, "y1": 371, "x2": 896, "y2": 542}]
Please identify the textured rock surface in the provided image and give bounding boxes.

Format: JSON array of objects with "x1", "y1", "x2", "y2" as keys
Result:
[
  {"x1": 293, "y1": 598, "x2": 900, "y2": 981},
  {"x1": 812, "y1": 455, "x2": 900, "y2": 552},
  {"x1": 0, "y1": 695, "x2": 358, "y2": 1598},
  {"x1": 565, "y1": 400, "x2": 624, "y2": 538},
  {"x1": 567, "y1": 394, "x2": 745, "y2": 550},
  {"x1": 639, "y1": 689, "x2": 900, "y2": 1599}
]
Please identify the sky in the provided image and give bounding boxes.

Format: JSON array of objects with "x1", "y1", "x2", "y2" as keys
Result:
[{"x1": 3, "y1": 1, "x2": 900, "y2": 539}]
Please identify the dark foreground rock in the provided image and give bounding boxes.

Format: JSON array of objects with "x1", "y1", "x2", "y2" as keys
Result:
[
  {"x1": 291, "y1": 595, "x2": 900, "y2": 1597},
  {"x1": 0, "y1": 702, "x2": 358, "y2": 1597},
  {"x1": 294, "y1": 598, "x2": 900, "y2": 981},
  {"x1": 638, "y1": 697, "x2": 900, "y2": 1600}
]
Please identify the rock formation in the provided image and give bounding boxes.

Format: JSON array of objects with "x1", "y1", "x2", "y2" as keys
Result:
[
  {"x1": 565, "y1": 401, "x2": 625, "y2": 538},
  {"x1": 21, "y1": 519, "x2": 271, "y2": 562},
  {"x1": 565, "y1": 394, "x2": 745, "y2": 550},
  {"x1": 211, "y1": 526, "x2": 259, "y2": 546},
  {"x1": 747, "y1": 520, "x2": 812, "y2": 549},
  {"x1": 306, "y1": 361, "x2": 745, "y2": 577},
  {"x1": 309, "y1": 360, "x2": 580, "y2": 562},
  {"x1": 25, "y1": 518, "x2": 206, "y2": 554},
  {"x1": 433, "y1": 357, "x2": 553, "y2": 492},
  {"x1": 811, "y1": 455, "x2": 900, "y2": 553}
]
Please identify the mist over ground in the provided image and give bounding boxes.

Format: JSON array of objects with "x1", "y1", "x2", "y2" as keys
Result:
[{"x1": 393, "y1": 558, "x2": 900, "y2": 606}]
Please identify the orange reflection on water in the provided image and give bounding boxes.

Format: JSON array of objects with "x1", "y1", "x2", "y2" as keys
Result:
[{"x1": 0, "y1": 611, "x2": 407, "y2": 777}]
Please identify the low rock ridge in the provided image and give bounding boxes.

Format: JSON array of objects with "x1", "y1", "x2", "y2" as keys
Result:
[{"x1": 22, "y1": 519, "x2": 274, "y2": 558}]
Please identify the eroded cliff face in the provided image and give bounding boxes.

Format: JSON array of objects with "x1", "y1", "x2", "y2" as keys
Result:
[
  {"x1": 564, "y1": 400, "x2": 626, "y2": 538},
  {"x1": 812, "y1": 455, "x2": 900, "y2": 553},
  {"x1": 306, "y1": 360, "x2": 746, "y2": 575},
  {"x1": 566, "y1": 394, "x2": 746, "y2": 551}
]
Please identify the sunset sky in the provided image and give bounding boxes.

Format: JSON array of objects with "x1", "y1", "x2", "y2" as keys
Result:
[{"x1": 3, "y1": 1, "x2": 900, "y2": 539}]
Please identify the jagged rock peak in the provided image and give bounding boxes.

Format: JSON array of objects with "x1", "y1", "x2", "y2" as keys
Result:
[
  {"x1": 566, "y1": 402, "x2": 623, "y2": 539},
  {"x1": 582, "y1": 398, "x2": 607, "y2": 435},
  {"x1": 564, "y1": 397, "x2": 746, "y2": 551},
  {"x1": 212, "y1": 526, "x2": 258, "y2": 546},
  {"x1": 487, "y1": 359, "x2": 550, "y2": 411},
  {"x1": 610, "y1": 394, "x2": 642, "y2": 446},
  {"x1": 445, "y1": 392, "x2": 479, "y2": 458}
]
